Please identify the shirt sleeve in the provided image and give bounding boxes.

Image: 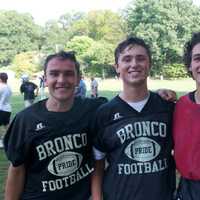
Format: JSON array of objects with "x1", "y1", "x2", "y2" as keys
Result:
[
  {"x1": 92, "y1": 103, "x2": 110, "y2": 153},
  {"x1": 3, "y1": 114, "x2": 29, "y2": 166},
  {"x1": 93, "y1": 146, "x2": 106, "y2": 160}
]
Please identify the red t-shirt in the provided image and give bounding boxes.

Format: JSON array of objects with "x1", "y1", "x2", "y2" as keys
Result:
[{"x1": 173, "y1": 94, "x2": 200, "y2": 180}]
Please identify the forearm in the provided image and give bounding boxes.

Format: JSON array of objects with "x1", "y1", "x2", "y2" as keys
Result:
[
  {"x1": 5, "y1": 164, "x2": 25, "y2": 200},
  {"x1": 91, "y1": 159, "x2": 105, "y2": 200}
]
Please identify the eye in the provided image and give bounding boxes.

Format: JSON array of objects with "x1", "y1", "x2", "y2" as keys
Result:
[
  {"x1": 49, "y1": 71, "x2": 59, "y2": 77},
  {"x1": 136, "y1": 55, "x2": 147, "y2": 62},
  {"x1": 63, "y1": 71, "x2": 75, "y2": 77},
  {"x1": 122, "y1": 56, "x2": 132, "y2": 63},
  {"x1": 193, "y1": 56, "x2": 200, "y2": 62}
]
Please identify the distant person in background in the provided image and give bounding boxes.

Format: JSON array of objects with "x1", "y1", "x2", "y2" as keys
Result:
[
  {"x1": 0, "y1": 72, "x2": 12, "y2": 132},
  {"x1": 39, "y1": 75, "x2": 46, "y2": 100},
  {"x1": 20, "y1": 75, "x2": 38, "y2": 107},
  {"x1": 75, "y1": 71, "x2": 87, "y2": 98},
  {"x1": 91, "y1": 77, "x2": 98, "y2": 98}
]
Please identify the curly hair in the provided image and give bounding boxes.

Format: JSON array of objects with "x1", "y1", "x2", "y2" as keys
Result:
[{"x1": 183, "y1": 32, "x2": 200, "y2": 75}]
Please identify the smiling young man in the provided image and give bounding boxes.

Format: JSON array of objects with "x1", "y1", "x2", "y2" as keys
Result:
[
  {"x1": 91, "y1": 37, "x2": 175, "y2": 200},
  {"x1": 4, "y1": 51, "x2": 106, "y2": 200}
]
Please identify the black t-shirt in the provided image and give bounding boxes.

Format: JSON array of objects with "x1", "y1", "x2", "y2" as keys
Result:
[
  {"x1": 93, "y1": 92, "x2": 175, "y2": 200},
  {"x1": 20, "y1": 82, "x2": 37, "y2": 100},
  {"x1": 4, "y1": 97, "x2": 107, "y2": 200}
]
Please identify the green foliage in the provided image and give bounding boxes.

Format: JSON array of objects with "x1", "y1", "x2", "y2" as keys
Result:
[
  {"x1": 66, "y1": 37, "x2": 115, "y2": 77},
  {"x1": 60, "y1": 10, "x2": 126, "y2": 44},
  {"x1": 162, "y1": 63, "x2": 189, "y2": 79},
  {"x1": 11, "y1": 52, "x2": 40, "y2": 77},
  {"x1": 0, "y1": 10, "x2": 41, "y2": 65},
  {"x1": 1, "y1": 3, "x2": 200, "y2": 79},
  {"x1": 124, "y1": 0, "x2": 200, "y2": 76},
  {"x1": 41, "y1": 20, "x2": 67, "y2": 53},
  {"x1": 83, "y1": 41, "x2": 115, "y2": 77},
  {"x1": 86, "y1": 10, "x2": 127, "y2": 44},
  {"x1": 66, "y1": 36, "x2": 95, "y2": 61}
]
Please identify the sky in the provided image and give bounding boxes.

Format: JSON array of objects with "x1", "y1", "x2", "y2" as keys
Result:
[
  {"x1": 0, "y1": 0, "x2": 200, "y2": 25},
  {"x1": 0, "y1": 0, "x2": 131, "y2": 25}
]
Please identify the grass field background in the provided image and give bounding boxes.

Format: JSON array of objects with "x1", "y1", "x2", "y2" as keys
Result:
[{"x1": 0, "y1": 78, "x2": 196, "y2": 199}]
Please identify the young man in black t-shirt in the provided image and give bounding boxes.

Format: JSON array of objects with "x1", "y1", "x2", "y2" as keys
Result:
[
  {"x1": 92, "y1": 37, "x2": 175, "y2": 200},
  {"x1": 4, "y1": 51, "x2": 106, "y2": 200}
]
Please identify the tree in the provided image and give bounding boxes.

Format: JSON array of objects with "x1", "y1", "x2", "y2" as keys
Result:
[
  {"x1": 83, "y1": 41, "x2": 115, "y2": 78},
  {"x1": 124, "y1": 0, "x2": 200, "y2": 76},
  {"x1": 60, "y1": 10, "x2": 127, "y2": 45},
  {"x1": 65, "y1": 36, "x2": 95, "y2": 64},
  {"x1": 41, "y1": 20, "x2": 67, "y2": 53},
  {"x1": 0, "y1": 10, "x2": 41, "y2": 66},
  {"x1": 86, "y1": 10, "x2": 127, "y2": 44},
  {"x1": 11, "y1": 51, "x2": 40, "y2": 77}
]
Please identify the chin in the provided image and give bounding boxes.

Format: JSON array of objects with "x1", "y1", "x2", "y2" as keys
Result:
[
  {"x1": 128, "y1": 78, "x2": 146, "y2": 84},
  {"x1": 55, "y1": 95, "x2": 73, "y2": 102}
]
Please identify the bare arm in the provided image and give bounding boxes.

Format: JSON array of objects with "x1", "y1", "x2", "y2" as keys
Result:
[
  {"x1": 35, "y1": 87, "x2": 39, "y2": 97},
  {"x1": 5, "y1": 164, "x2": 25, "y2": 200},
  {"x1": 91, "y1": 159, "x2": 105, "y2": 200},
  {"x1": 157, "y1": 89, "x2": 177, "y2": 102}
]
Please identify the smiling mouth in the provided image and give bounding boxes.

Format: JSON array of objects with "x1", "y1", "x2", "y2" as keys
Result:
[
  {"x1": 56, "y1": 87, "x2": 69, "y2": 90},
  {"x1": 128, "y1": 71, "x2": 141, "y2": 74}
]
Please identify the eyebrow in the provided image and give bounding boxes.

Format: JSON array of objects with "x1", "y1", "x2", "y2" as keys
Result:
[
  {"x1": 192, "y1": 53, "x2": 200, "y2": 57},
  {"x1": 122, "y1": 54, "x2": 146, "y2": 58}
]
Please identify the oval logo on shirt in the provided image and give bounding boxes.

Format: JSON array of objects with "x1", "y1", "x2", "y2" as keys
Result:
[
  {"x1": 124, "y1": 137, "x2": 161, "y2": 162},
  {"x1": 48, "y1": 151, "x2": 83, "y2": 176}
]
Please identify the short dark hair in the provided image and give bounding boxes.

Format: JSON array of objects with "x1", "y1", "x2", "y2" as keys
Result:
[
  {"x1": 0, "y1": 72, "x2": 8, "y2": 83},
  {"x1": 114, "y1": 36, "x2": 152, "y2": 65},
  {"x1": 183, "y1": 32, "x2": 200, "y2": 75},
  {"x1": 44, "y1": 51, "x2": 80, "y2": 76}
]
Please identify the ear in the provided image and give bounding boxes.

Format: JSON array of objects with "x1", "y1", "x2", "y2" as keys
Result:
[
  {"x1": 44, "y1": 75, "x2": 48, "y2": 87},
  {"x1": 114, "y1": 64, "x2": 120, "y2": 74},
  {"x1": 75, "y1": 75, "x2": 81, "y2": 86}
]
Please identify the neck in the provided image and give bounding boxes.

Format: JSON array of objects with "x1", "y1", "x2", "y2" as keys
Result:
[
  {"x1": 46, "y1": 98, "x2": 74, "y2": 112},
  {"x1": 195, "y1": 88, "x2": 200, "y2": 104},
  {"x1": 120, "y1": 83, "x2": 149, "y2": 102}
]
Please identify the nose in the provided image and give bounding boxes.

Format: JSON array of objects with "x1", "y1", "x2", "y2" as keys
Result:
[
  {"x1": 130, "y1": 58, "x2": 137, "y2": 68},
  {"x1": 57, "y1": 74, "x2": 65, "y2": 83}
]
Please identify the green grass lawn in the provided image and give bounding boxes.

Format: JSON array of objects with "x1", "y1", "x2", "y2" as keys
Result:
[
  {"x1": 0, "y1": 78, "x2": 194, "y2": 198},
  {"x1": 0, "y1": 149, "x2": 8, "y2": 200}
]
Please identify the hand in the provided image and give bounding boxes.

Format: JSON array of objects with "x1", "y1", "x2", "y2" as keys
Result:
[{"x1": 157, "y1": 89, "x2": 177, "y2": 102}]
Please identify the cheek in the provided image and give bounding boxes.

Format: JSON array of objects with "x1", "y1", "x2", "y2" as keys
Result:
[
  {"x1": 44, "y1": 79, "x2": 48, "y2": 87},
  {"x1": 190, "y1": 64, "x2": 197, "y2": 74},
  {"x1": 44, "y1": 82, "x2": 48, "y2": 87}
]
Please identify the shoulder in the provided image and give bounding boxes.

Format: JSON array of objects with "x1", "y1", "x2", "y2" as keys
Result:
[
  {"x1": 75, "y1": 96, "x2": 108, "y2": 111},
  {"x1": 97, "y1": 96, "x2": 118, "y2": 112},
  {"x1": 16, "y1": 100, "x2": 45, "y2": 120},
  {"x1": 177, "y1": 94, "x2": 189, "y2": 103},
  {"x1": 94, "y1": 96, "x2": 119, "y2": 122},
  {"x1": 176, "y1": 93, "x2": 192, "y2": 108},
  {"x1": 149, "y1": 91, "x2": 175, "y2": 111},
  {"x1": 31, "y1": 82, "x2": 37, "y2": 87}
]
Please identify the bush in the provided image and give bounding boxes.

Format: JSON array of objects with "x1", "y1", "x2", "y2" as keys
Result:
[
  {"x1": 162, "y1": 63, "x2": 189, "y2": 79},
  {"x1": 10, "y1": 51, "x2": 41, "y2": 77},
  {"x1": 84, "y1": 64, "x2": 116, "y2": 78}
]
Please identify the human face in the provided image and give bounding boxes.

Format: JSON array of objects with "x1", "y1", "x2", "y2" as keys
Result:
[
  {"x1": 190, "y1": 43, "x2": 200, "y2": 86},
  {"x1": 44, "y1": 58, "x2": 79, "y2": 103},
  {"x1": 115, "y1": 44, "x2": 150, "y2": 87}
]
